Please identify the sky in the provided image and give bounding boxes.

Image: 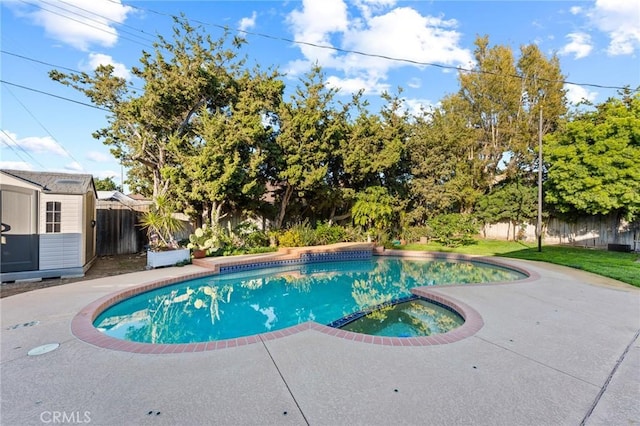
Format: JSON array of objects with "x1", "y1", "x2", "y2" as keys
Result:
[{"x1": 1, "y1": 0, "x2": 639, "y2": 191}]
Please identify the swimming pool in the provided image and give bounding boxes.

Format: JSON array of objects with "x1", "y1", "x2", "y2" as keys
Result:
[{"x1": 93, "y1": 256, "x2": 525, "y2": 344}]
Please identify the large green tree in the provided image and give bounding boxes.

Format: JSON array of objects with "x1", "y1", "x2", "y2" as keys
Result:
[
  {"x1": 455, "y1": 36, "x2": 566, "y2": 188},
  {"x1": 167, "y1": 67, "x2": 284, "y2": 226},
  {"x1": 545, "y1": 90, "x2": 640, "y2": 222},
  {"x1": 50, "y1": 18, "x2": 245, "y2": 200},
  {"x1": 272, "y1": 65, "x2": 346, "y2": 228},
  {"x1": 407, "y1": 94, "x2": 481, "y2": 222}
]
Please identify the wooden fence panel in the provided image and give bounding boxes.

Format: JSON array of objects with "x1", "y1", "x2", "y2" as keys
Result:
[
  {"x1": 96, "y1": 207, "x2": 146, "y2": 256},
  {"x1": 482, "y1": 215, "x2": 639, "y2": 251}
]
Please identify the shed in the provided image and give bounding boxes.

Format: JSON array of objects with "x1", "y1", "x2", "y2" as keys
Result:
[{"x1": 1, "y1": 170, "x2": 97, "y2": 282}]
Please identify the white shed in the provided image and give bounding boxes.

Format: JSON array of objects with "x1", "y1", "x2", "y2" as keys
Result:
[{"x1": 1, "y1": 170, "x2": 97, "y2": 282}]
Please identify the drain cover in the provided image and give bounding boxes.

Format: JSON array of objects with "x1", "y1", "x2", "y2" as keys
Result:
[{"x1": 27, "y1": 343, "x2": 59, "y2": 356}]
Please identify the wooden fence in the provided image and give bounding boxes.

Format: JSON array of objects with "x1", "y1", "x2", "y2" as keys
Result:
[
  {"x1": 96, "y1": 202, "x2": 147, "y2": 256},
  {"x1": 482, "y1": 215, "x2": 640, "y2": 251}
]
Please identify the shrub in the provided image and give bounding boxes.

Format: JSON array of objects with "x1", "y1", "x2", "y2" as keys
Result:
[
  {"x1": 314, "y1": 222, "x2": 347, "y2": 245},
  {"x1": 233, "y1": 221, "x2": 270, "y2": 248},
  {"x1": 277, "y1": 222, "x2": 316, "y2": 247},
  {"x1": 428, "y1": 214, "x2": 478, "y2": 247}
]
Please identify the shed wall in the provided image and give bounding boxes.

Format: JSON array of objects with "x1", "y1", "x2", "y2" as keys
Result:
[{"x1": 38, "y1": 193, "x2": 84, "y2": 269}]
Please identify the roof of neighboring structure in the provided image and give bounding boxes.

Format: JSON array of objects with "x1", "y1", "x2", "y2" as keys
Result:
[{"x1": 1, "y1": 169, "x2": 96, "y2": 196}]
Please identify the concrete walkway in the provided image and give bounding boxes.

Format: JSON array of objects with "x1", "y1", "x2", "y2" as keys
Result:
[{"x1": 1, "y1": 256, "x2": 638, "y2": 425}]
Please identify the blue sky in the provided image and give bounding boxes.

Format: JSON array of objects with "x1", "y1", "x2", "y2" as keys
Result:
[{"x1": 1, "y1": 0, "x2": 639, "y2": 190}]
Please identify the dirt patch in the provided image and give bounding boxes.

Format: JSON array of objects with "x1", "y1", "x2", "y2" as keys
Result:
[{"x1": 0, "y1": 253, "x2": 148, "y2": 299}]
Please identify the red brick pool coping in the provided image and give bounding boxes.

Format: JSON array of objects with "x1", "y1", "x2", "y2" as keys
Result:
[{"x1": 71, "y1": 246, "x2": 536, "y2": 354}]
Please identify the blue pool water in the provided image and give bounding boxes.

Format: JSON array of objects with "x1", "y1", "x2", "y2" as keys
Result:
[{"x1": 94, "y1": 257, "x2": 525, "y2": 344}]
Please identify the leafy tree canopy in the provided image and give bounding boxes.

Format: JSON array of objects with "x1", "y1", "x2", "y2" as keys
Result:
[
  {"x1": 545, "y1": 89, "x2": 640, "y2": 220},
  {"x1": 93, "y1": 176, "x2": 118, "y2": 191}
]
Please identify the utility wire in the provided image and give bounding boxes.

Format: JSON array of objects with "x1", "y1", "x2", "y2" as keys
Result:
[
  {"x1": 17, "y1": 0, "x2": 152, "y2": 48},
  {"x1": 0, "y1": 80, "x2": 111, "y2": 112},
  {"x1": 1, "y1": 50, "x2": 80, "y2": 74},
  {"x1": 1, "y1": 50, "x2": 143, "y2": 92},
  {"x1": 105, "y1": 0, "x2": 635, "y2": 91},
  {"x1": 0, "y1": 129, "x2": 47, "y2": 169},
  {"x1": 52, "y1": 0, "x2": 157, "y2": 43},
  {"x1": 4, "y1": 84, "x2": 85, "y2": 171}
]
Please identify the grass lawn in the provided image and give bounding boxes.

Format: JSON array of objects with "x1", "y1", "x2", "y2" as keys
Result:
[{"x1": 402, "y1": 240, "x2": 640, "y2": 287}]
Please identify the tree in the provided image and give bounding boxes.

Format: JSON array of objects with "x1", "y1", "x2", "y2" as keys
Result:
[
  {"x1": 407, "y1": 94, "x2": 481, "y2": 222},
  {"x1": 50, "y1": 17, "x2": 246, "y2": 199},
  {"x1": 454, "y1": 36, "x2": 566, "y2": 189},
  {"x1": 272, "y1": 65, "x2": 345, "y2": 228},
  {"x1": 475, "y1": 179, "x2": 537, "y2": 240},
  {"x1": 93, "y1": 176, "x2": 118, "y2": 191},
  {"x1": 167, "y1": 67, "x2": 284, "y2": 227},
  {"x1": 545, "y1": 90, "x2": 640, "y2": 222},
  {"x1": 352, "y1": 186, "x2": 397, "y2": 241}
]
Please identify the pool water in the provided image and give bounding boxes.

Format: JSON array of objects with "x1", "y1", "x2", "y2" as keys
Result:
[
  {"x1": 340, "y1": 299, "x2": 464, "y2": 337},
  {"x1": 94, "y1": 257, "x2": 524, "y2": 344}
]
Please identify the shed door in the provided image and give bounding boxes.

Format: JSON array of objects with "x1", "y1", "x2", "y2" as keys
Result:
[{"x1": 1, "y1": 187, "x2": 39, "y2": 273}]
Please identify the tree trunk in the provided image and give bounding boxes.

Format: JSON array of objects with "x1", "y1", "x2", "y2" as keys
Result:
[{"x1": 276, "y1": 185, "x2": 294, "y2": 229}]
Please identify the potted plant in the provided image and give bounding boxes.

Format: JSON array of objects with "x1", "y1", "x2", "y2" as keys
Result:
[
  {"x1": 186, "y1": 224, "x2": 217, "y2": 258},
  {"x1": 140, "y1": 196, "x2": 189, "y2": 268}
]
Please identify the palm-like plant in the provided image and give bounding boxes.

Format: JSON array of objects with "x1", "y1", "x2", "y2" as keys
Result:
[{"x1": 140, "y1": 195, "x2": 184, "y2": 250}]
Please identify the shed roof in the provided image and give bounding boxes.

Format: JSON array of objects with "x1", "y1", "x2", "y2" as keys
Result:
[{"x1": 1, "y1": 170, "x2": 96, "y2": 195}]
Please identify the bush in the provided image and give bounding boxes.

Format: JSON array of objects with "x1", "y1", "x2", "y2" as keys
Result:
[
  {"x1": 233, "y1": 221, "x2": 270, "y2": 248},
  {"x1": 277, "y1": 222, "x2": 316, "y2": 247},
  {"x1": 314, "y1": 222, "x2": 347, "y2": 245},
  {"x1": 428, "y1": 214, "x2": 478, "y2": 247},
  {"x1": 341, "y1": 225, "x2": 367, "y2": 243}
]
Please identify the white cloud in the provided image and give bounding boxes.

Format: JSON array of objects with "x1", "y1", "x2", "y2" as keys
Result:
[
  {"x1": 81, "y1": 53, "x2": 131, "y2": 80},
  {"x1": 342, "y1": 7, "x2": 472, "y2": 72},
  {"x1": 353, "y1": 0, "x2": 396, "y2": 20},
  {"x1": 588, "y1": 0, "x2": 640, "y2": 55},
  {"x1": 239, "y1": 11, "x2": 257, "y2": 31},
  {"x1": 13, "y1": 0, "x2": 133, "y2": 51},
  {"x1": 93, "y1": 170, "x2": 118, "y2": 180},
  {"x1": 564, "y1": 84, "x2": 598, "y2": 104},
  {"x1": 65, "y1": 161, "x2": 84, "y2": 172},
  {"x1": 570, "y1": 6, "x2": 582, "y2": 15},
  {"x1": 0, "y1": 161, "x2": 34, "y2": 171},
  {"x1": 287, "y1": 0, "x2": 349, "y2": 64},
  {"x1": 326, "y1": 75, "x2": 390, "y2": 95},
  {"x1": 0, "y1": 130, "x2": 68, "y2": 157},
  {"x1": 285, "y1": 1, "x2": 472, "y2": 96},
  {"x1": 86, "y1": 151, "x2": 112, "y2": 162},
  {"x1": 403, "y1": 98, "x2": 436, "y2": 117},
  {"x1": 559, "y1": 32, "x2": 593, "y2": 59}
]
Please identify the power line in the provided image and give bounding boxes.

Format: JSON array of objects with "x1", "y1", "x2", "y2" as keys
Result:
[
  {"x1": 52, "y1": 0, "x2": 157, "y2": 43},
  {"x1": 0, "y1": 129, "x2": 47, "y2": 169},
  {"x1": 4, "y1": 84, "x2": 85, "y2": 171},
  {"x1": 17, "y1": 0, "x2": 152, "y2": 48},
  {"x1": 1, "y1": 50, "x2": 80, "y2": 74},
  {"x1": 0, "y1": 80, "x2": 110, "y2": 112},
  {"x1": 106, "y1": 0, "x2": 635, "y2": 92},
  {"x1": 1, "y1": 50, "x2": 143, "y2": 92}
]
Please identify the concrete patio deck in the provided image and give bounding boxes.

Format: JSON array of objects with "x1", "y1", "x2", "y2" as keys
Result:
[{"x1": 1, "y1": 252, "x2": 638, "y2": 425}]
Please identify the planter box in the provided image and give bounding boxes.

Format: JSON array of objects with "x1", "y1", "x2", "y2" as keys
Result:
[{"x1": 146, "y1": 248, "x2": 190, "y2": 269}]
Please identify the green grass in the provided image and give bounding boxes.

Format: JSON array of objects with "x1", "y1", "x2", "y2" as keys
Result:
[{"x1": 402, "y1": 240, "x2": 640, "y2": 287}]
